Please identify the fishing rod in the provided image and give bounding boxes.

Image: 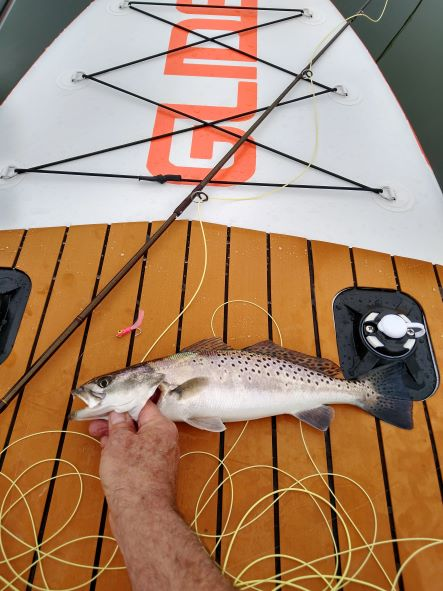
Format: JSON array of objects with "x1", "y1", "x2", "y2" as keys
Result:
[{"x1": 0, "y1": 0, "x2": 376, "y2": 414}]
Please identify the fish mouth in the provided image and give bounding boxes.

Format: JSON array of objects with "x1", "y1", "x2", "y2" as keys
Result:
[
  {"x1": 69, "y1": 386, "x2": 104, "y2": 420},
  {"x1": 72, "y1": 386, "x2": 102, "y2": 408}
]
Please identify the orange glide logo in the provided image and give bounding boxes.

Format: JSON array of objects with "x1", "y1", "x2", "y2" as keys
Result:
[{"x1": 147, "y1": 0, "x2": 258, "y2": 183}]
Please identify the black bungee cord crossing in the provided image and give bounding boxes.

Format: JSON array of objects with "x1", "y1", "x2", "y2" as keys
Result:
[
  {"x1": 86, "y1": 10, "x2": 308, "y2": 80},
  {"x1": 0, "y1": 0, "x2": 379, "y2": 413},
  {"x1": 12, "y1": 2, "x2": 383, "y2": 195}
]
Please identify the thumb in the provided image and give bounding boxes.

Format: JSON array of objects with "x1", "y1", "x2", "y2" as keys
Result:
[
  {"x1": 108, "y1": 411, "x2": 136, "y2": 435},
  {"x1": 138, "y1": 400, "x2": 171, "y2": 432}
]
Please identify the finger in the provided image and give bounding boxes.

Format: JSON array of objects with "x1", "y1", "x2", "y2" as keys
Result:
[
  {"x1": 137, "y1": 400, "x2": 163, "y2": 430},
  {"x1": 100, "y1": 435, "x2": 109, "y2": 448},
  {"x1": 138, "y1": 400, "x2": 176, "y2": 435},
  {"x1": 89, "y1": 420, "x2": 109, "y2": 439},
  {"x1": 108, "y1": 411, "x2": 136, "y2": 436}
]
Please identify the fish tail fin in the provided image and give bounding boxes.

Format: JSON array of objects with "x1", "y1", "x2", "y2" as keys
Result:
[{"x1": 355, "y1": 364, "x2": 413, "y2": 430}]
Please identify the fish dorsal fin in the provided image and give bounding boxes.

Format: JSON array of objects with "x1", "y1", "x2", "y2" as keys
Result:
[
  {"x1": 292, "y1": 406, "x2": 335, "y2": 431},
  {"x1": 243, "y1": 340, "x2": 343, "y2": 378},
  {"x1": 180, "y1": 338, "x2": 233, "y2": 354}
]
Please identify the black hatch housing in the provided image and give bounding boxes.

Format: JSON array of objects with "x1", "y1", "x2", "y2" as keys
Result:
[
  {"x1": 0, "y1": 268, "x2": 32, "y2": 365},
  {"x1": 333, "y1": 287, "x2": 439, "y2": 401}
]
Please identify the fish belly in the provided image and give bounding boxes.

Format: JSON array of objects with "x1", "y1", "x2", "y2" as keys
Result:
[{"x1": 161, "y1": 382, "x2": 344, "y2": 423}]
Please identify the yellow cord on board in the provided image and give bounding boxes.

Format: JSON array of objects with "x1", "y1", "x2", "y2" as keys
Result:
[
  {"x1": 140, "y1": 202, "x2": 207, "y2": 362},
  {"x1": 0, "y1": 431, "x2": 123, "y2": 591},
  {"x1": 2, "y1": 428, "x2": 441, "y2": 590}
]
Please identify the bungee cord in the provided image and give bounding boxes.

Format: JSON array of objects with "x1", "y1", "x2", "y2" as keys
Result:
[
  {"x1": 10, "y1": 2, "x2": 383, "y2": 196},
  {"x1": 88, "y1": 9, "x2": 308, "y2": 80},
  {"x1": 208, "y1": 0, "x2": 391, "y2": 202},
  {"x1": 128, "y1": 2, "x2": 304, "y2": 13}
]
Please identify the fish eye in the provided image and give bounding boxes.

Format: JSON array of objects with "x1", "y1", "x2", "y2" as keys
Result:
[{"x1": 97, "y1": 376, "x2": 112, "y2": 389}]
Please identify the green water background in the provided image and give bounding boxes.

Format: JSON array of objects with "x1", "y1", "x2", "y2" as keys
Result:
[{"x1": 1, "y1": 0, "x2": 442, "y2": 188}]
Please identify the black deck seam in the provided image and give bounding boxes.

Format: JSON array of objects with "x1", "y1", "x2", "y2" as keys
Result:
[
  {"x1": 90, "y1": 223, "x2": 152, "y2": 589},
  {"x1": 267, "y1": 233, "x2": 282, "y2": 581},
  {"x1": 423, "y1": 401, "x2": 443, "y2": 503},
  {"x1": 349, "y1": 247, "x2": 358, "y2": 286},
  {"x1": 390, "y1": 256, "x2": 401, "y2": 290},
  {"x1": 375, "y1": 419, "x2": 404, "y2": 591},
  {"x1": 352, "y1": 248, "x2": 404, "y2": 590},
  {"x1": 424, "y1": 265, "x2": 443, "y2": 502},
  {"x1": 11, "y1": 229, "x2": 28, "y2": 268},
  {"x1": 215, "y1": 226, "x2": 231, "y2": 566},
  {"x1": 223, "y1": 227, "x2": 231, "y2": 345},
  {"x1": 0, "y1": 227, "x2": 69, "y2": 471},
  {"x1": 434, "y1": 264, "x2": 443, "y2": 299},
  {"x1": 307, "y1": 240, "x2": 342, "y2": 577},
  {"x1": 397, "y1": 262, "x2": 443, "y2": 505},
  {"x1": 26, "y1": 225, "x2": 111, "y2": 590},
  {"x1": 392, "y1": 251, "x2": 443, "y2": 586},
  {"x1": 175, "y1": 221, "x2": 192, "y2": 354},
  {"x1": 89, "y1": 500, "x2": 109, "y2": 591},
  {"x1": 126, "y1": 223, "x2": 152, "y2": 367}
]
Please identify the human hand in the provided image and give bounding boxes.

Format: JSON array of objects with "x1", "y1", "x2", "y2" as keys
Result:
[
  {"x1": 89, "y1": 402, "x2": 233, "y2": 591},
  {"x1": 89, "y1": 401, "x2": 179, "y2": 516}
]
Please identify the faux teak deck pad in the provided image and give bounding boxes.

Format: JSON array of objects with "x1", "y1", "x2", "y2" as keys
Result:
[{"x1": 0, "y1": 221, "x2": 442, "y2": 590}]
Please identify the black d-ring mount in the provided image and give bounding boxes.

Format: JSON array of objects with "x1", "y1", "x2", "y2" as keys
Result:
[{"x1": 192, "y1": 191, "x2": 209, "y2": 203}]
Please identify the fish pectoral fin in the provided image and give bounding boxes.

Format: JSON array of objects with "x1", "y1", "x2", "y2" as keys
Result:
[
  {"x1": 292, "y1": 406, "x2": 335, "y2": 431},
  {"x1": 185, "y1": 416, "x2": 226, "y2": 432},
  {"x1": 170, "y1": 377, "x2": 208, "y2": 399}
]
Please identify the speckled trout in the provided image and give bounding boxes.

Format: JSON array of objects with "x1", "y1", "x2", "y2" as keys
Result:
[{"x1": 70, "y1": 338, "x2": 413, "y2": 431}]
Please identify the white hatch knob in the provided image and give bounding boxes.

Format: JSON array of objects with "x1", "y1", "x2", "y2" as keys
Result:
[
  {"x1": 377, "y1": 314, "x2": 425, "y2": 339},
  {"x1": 377, "y1": 314, "x2": 408, "y2": 339}
]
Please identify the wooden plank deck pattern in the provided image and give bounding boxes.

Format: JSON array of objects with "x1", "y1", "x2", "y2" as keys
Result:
[
  {"x1": 312, "y1": 243, "x2": 398, "y2": 589},
  {"x1": 0, "y1": 221, "x2": 441, "y2": 590}
]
